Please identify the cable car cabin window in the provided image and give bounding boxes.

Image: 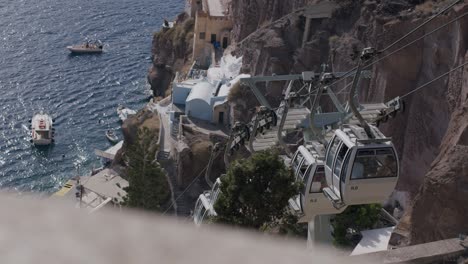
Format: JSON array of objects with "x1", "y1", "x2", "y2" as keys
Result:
[
  {"x1": 326, "y1": 137, "x2": 340, "y2": 168},
  {"x1": 340, "y1": 151, "x2": 352, "y2": 183},
  {"x1": 351, "y1": 148, "x2": 398, "y2": 179},
  {"x1": 310, "y1": 166, "x2": 326, "y2": 193},
  {"x1": 333, "y1": 144, "x2": 349, "y2": 177},
  {"x1": 299, "y1": 165, "x2": 308, "y2": 179},
  {"x1": 301, "y1": 165, "x2": 312, "y2": 195},
  {"x1": 293, "y1": 153, "x2": 303, "y2": 171},
  {"x1": 299, "y1": 159, "x2": 310, "y2": 180},
  {"x1": 196, "y1": 206, "x2": 207, "y2": 223},
  {"x1": 202, "y1": 207, "x2": 209, "y2": 219}
]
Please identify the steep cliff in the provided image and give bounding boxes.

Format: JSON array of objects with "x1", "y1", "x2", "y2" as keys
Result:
[
  {"x1": 146, "y1": 12, "x2": 226, "y2": 200},
  {"x1": 228, "y1": 0, "x2": 468, "y2": 244},
  {"x1": 148, "y1": 13, "x2": 194, "y2": 97},
  {"x1": 230, "y1": 0, "x2": 313, "y2": 43},
  {"x1": 393, "y1": 51, "x2": 468, "y2": 246},
  {"x1": 113, "y1": 108, "x2": 160, "y2": 171},
  {"x1": 176, "y1": 124, "x2": 227, "y2": 187}
]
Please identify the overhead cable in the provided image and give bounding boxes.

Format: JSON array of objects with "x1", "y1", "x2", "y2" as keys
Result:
[{"x1": 401, "y1": 61, "x2": 468, "y2": 98}]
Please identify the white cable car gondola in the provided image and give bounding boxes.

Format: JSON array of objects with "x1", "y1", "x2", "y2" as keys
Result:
[
  {"x1": 228, "y1": 122, "x2": 250, "y2": 155},
  {"x1": 320, "y1": 47, "x2": 400, "y2": 208},
  {"x1": 255, "y1": 106, "x2": 277, "y2": 134},
  {"x1": 193, "y1": 178, "x2": 222, "y2": 226},
  {"x1": 323, "y1": 124, "x2": 399, "y2": 208},
  {"x1": 289, "y1": 145, "x2": 347, "y2": 223}
]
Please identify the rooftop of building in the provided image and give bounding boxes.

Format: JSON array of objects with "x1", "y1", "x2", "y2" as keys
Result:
[
  {"x1": 186, "y1": 81, "x2": 215, "y2": 104},
  {"x1": 205, "y1": 0, "x2": 230, "y2": 17},
  {"x1": 83, "y1": 168, "x2": 128, "y2": 204}
]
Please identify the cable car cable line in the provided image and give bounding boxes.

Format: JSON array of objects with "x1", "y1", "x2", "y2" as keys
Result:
[
  {"x1": 380, "y1": 0, "x2": 463, "y2": 53},
  {"x1": 163, "y1": 152, "x2": 222, "y2": 215},
  {"x1": 297, "y1": 10, "x2": 467, "y2": 105},
  {"x1": 400, "y1": 61, "x2": 468, "y2": 99},
  {"x1": 320, "y1": 0, "x2": 465, "y2": 91},
  {"x1": 367, "y1": 11, "x2": 468, "y2": 71}
]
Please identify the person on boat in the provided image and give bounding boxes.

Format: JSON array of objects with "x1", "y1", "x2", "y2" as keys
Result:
[
  {"x1": 85, "y1": 42, "x2": 89, "y2": 48},
  {"x1": 164, "y1": 19, "x2": 169, "y2": 27}
]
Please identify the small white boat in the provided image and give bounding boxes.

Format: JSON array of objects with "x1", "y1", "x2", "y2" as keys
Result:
[
  {"x1": 117, "y1": 105, "x2": 136, "y2": 122},
  {"x1": 105, "y1": 130, "x2": 119, "y2": 144},
  {"x1": 67, "y1": 40, "x2": 103, "y2": 54},
  {"x1": 162, "y1": 20, "x2": 174, "y2": 30},
  {"x1": 30, "y1": 111, "x2": 54, "y2": 146}
]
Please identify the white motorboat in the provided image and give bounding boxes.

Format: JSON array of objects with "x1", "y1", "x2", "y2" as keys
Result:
[
  {"x1": 105, "y1": 130, "x2": 119, "y2": 144},
  {"x1": 67, "y1": 40, "x2": 103, "y2": 54},
  {"x1": 30, "y1": 111, "x2": 54, "y2": 146},
  {"x1": 117, "y1": 105, "x2": 136, "y2": 122}
]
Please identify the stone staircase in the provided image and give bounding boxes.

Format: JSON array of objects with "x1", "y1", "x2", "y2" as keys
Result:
[
  {"x1": 171, "y1": 183, "x2": 194, "y2": 217},
  {"x1": 156, "y1": 150, "x2": 192, "y2": 217},
  {"x1": 171, "y1": 120, "x2": 179, "y2": 140}
]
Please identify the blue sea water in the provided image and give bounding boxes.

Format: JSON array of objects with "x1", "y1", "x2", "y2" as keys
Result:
[{"x1": 0, "y1": 0, "x2": 184, "y2": 193}]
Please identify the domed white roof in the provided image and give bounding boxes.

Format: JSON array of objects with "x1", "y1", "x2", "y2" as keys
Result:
[{"x1": 186, "y1": 81, "x2": 215, "y2": 104}]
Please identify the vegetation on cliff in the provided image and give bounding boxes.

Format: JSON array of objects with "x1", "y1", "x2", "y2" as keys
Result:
[
  {"x1": 331, "y1": 204, "x2": 382, "y2": 246},
  {"x1": 154, "y1": 17, "x2": 194, "y2": 59},
  {"x1": 153, "y1": 16, "x2": 194, "y2": 63},
  {"x1": 149, "y1": 16, "x2": 194, "y2": 97},
  {"x1": 213, "y1": 150, "x2": 302, "y2": 235},
  {"x1": 123, "y1": 128, "x2": 170, "y2": 211}
]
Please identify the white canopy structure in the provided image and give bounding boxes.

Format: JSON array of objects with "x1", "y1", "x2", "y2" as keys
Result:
[{"x1": 351, "y1": 227, "x2": 395, "y2": 256}]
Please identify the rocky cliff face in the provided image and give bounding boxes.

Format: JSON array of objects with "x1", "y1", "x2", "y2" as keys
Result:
[
  {"x1": 394, "y1": 50, "x2": 468, "y2": 246},
  {"x1": 113, "y1": 108, "x2": 160, "y2": 170},
  {"x1": 228, "y1": 0, "x2": 468, "y2": 244},
  {"x1": 148, "y1": 13, "x2": 194, "y2": 97},
  {"x1": 176, "y1": 125, "x2": 227, "y2": 187},
  {"x1": 230, "y1": 0, "x2": 314, "y2": 43}
]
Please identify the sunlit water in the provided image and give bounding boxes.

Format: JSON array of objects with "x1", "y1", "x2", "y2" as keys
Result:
[{"x1": 0, "y1": 0, "x2": 184, "y2": 193}]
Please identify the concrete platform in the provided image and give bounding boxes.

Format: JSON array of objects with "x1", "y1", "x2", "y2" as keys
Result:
[
  {"x1": 94, "y1": 141, "x2": 123, "y2": 160},
  {"x1": 354, "y1": 237, "x2": 468, "y2": 263},
  {"x1": 51, "y1": 168, "x2": 128, "y2": 212}
]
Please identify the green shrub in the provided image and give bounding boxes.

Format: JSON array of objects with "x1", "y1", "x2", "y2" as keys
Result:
[
  {"x1": 122, "y1": 127, "x2": 170, "y2": 211},
  {"x1": 213, "y1": 150, "x2": 302, "y2": 230},
  {"x1": 173, "y1": 18, "x2": 194, "y2": 47},
  {"x1": 332, "y1": 204, "x2": 382, "y2": 246}
]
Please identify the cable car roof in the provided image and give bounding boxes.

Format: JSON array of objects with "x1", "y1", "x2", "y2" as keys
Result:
[
  {"x1": 337, "y1": 125, "x2": 393, "y2": 147},
  {"x1": 297, "y1": 146, "x2": 319, "y2": 164}
]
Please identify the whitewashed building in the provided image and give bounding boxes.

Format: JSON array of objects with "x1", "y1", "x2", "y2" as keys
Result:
[{"x1": 172, "y1": 73, "x2": 249, "y2": 125}]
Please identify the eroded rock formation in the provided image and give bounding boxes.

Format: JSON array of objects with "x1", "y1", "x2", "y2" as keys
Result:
[
  {"x1": 176, "y1": 125, "x2": 227, "y2": 187},
  {"x1": 148, "y1": 13, "x2": 194, "y2": 97},
  {"x1": 394, "y1": 51, "x2": 468, "y2": 246},
  {"x1": 114, "y1": 109, "x2": 160, "y2": 168}
]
